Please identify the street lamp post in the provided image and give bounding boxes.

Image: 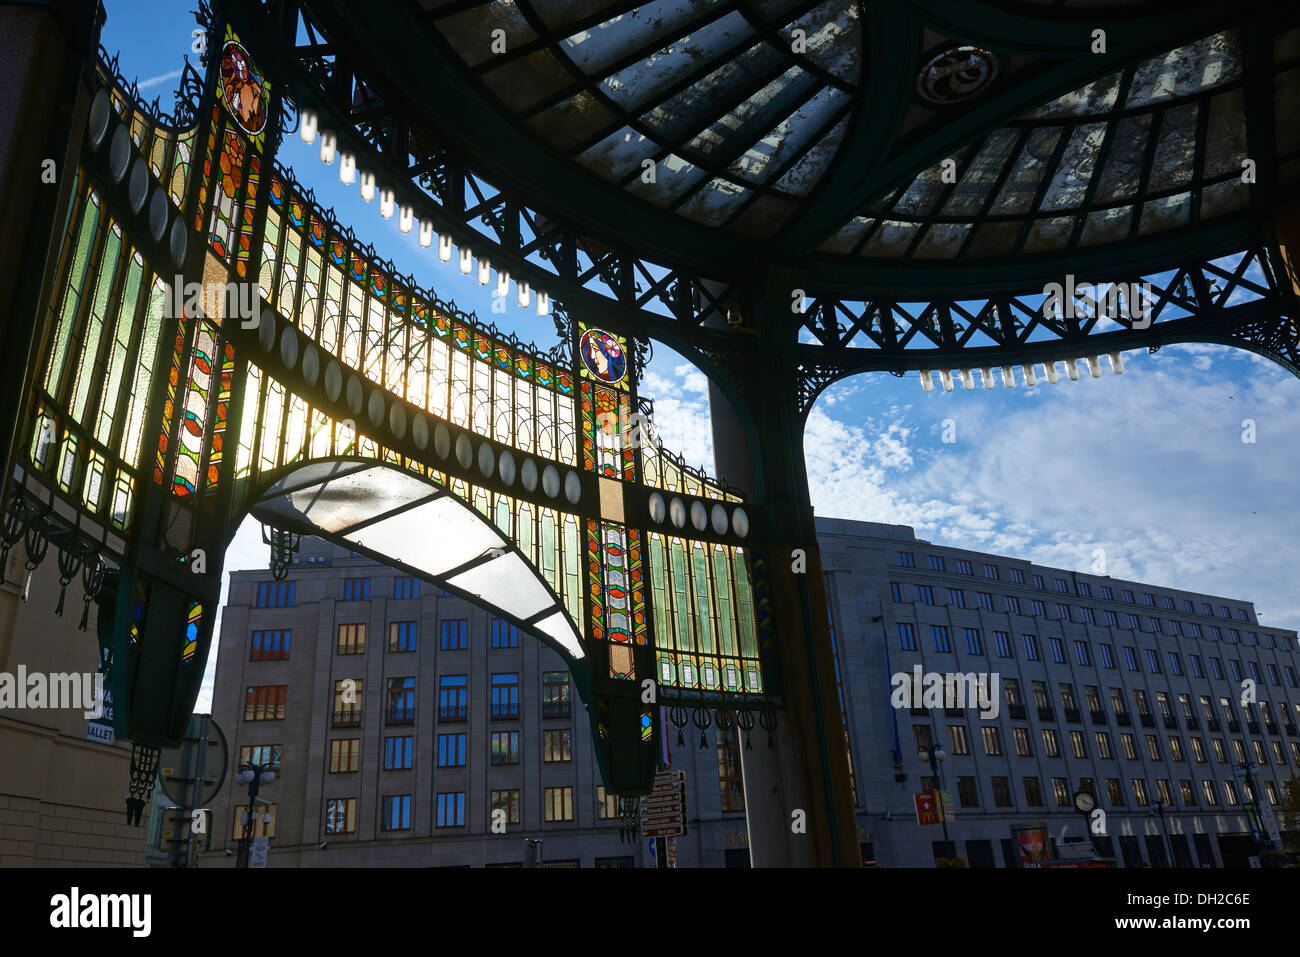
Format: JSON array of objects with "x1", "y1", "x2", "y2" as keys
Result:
[
  {"x1": 916, "y1": 732, "x2": 950, "y2": 847},
  {"x1": 235, "y1": 761, "x2": 276, "y2": 868},
  {"x1": 1149, "y1": 799, "x2": 1174, "y2": 867}
]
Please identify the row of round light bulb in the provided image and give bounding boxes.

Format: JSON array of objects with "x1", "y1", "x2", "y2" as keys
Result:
[
  {"x1": 300, "y1": 110, "x2": 550, "y2": 316},
  {"x1": 919, "y1": 353, "x2": 1125, "y2": 393}
]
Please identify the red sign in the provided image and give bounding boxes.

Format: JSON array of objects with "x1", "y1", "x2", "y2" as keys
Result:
[{"x1": 915, "y1": 791, "x2": 940, "y2": 826}]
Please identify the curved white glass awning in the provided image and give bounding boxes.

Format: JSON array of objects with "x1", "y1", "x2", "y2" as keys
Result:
[{"x1": 248, "y1": 459, "x2": 584, "y2": 660}]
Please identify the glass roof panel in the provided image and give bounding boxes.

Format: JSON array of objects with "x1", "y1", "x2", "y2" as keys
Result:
[
  {"x1": 562, "y1": 0, "x2": 719, "y2": 76},
  {"x1": 526, "y1": 90, "x2": 620, "y2": 151},
  {"x1": 686, "y1": 66, "x2": 815, "y2": 160},
  {"x1": 533, "y1": 609, "x2": 585, "y2": 659},
  {"x1": 1125, "y1": 30, "x2": 1240, "y2": 108},
  {"x1": 676, "y1": 177, "x2": 751, "y2": 225},
  {"x1": 1202, "y1": 89, "x2": 1246, "y2": 179},
  {"x1": 728, "y1": 86, "x2": 848, "y2": 184},
  {"x1": 446, "y1": 551, "x2": 557, "y2": 620},
  {"x1": 1039, "y1": 122, "x2": 1106, "y2": 211},
  {"x1": 1138, "y1": 192, "x2": 1191, "y2": 234},
  {"x1": 1146, "y1": 103, "x2": 1199, "y2": 191},
  {"x1": 625, "y1": 152, "x2": 710, "y2": 204},
  {"x1": 942, "y1": 129, "x2": 1019, "y2": 215},
  {"x1": 481, "y1": 49, "x2": 576, "y2": 112},
  {"x1": 600, "y1": 10, "x2": 756, "y2": 110},
  {"x1": 349, "y1": 498, "x2": 507, "y2": 576},
  {"x1": 575, "y1": 124, "x2": 660, "y2": 180},
  {"x1": 1022, "y1": 74, "x2": 1121, "y2": 120},
  {"x1": 640, "y1": 42, "x2": 785, "y2": 142},
  {"x1": 773, "y1": 115, "x2": 849, "y2": 196},
  {"x1": 1092, "y1": 113, "x2": 1152, "y2": 203},
  {"x1": 273, "y1": 466, "x2": 436, "y2": 533},
  {"x1": 788, "y1": 1, "x2": 862, "y2": 84},
  {"x1": 434, "y1": 0, "x2": 538, "y2": 69}
]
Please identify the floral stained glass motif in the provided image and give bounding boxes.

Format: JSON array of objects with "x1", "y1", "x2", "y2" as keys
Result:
[
  {"x1": 217, "y1": 26, "x2": 270, "y2": 148},
  {"x1": 172, "y1": 323, "x2": 216, "y2": 498},
  {"x1": 154, "y1": 313, "x2": 189, "y2": 485}
]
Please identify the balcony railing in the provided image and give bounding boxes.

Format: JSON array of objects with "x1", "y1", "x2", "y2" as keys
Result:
[
  {"x1": 1265, "y1": 723, "x2": 1279, "y2": 735},
  {"x1": 1284, "y1": 723, "x2": 1298, "y2": 736},
  {"x1": 1139, "y1": 713, "x2": 1154, "y2": 728},
  {"x1": 1037, "y1": 706, "x2": 1055, "y2": 722},
  {"x1": 1064, "y1": 708, "x2": 1081, "y2": 723},
  {"x1": 438, "y1": 705, "x2": 467, "y2": 722},
  {"x1": 1206, "y1": 718, "x2": 1221, "y2": 731},
  {"x1": 332, "y1": 709, "x2": 362, "y2": 728},
  {"x1": 1162, "y1": 715, "x2": 1178, "y2": 730},
  {"x1": 1115, "y1": 713, "x2": 1131, "y2": 727},
  {"x1": 1089, "y1": 710, "x2": 1107, "y2": 725},
  {"x1": 542, "y1": 700, "x2": 571, "y2": 719},
  {"x1": 1184, "y1": 716, "x2": 1199, "y2": 730},
  {"x1": 1008, "y1": 704, "x2": 1026, "y2": 720},
  {"x1": 386, "y1": 707, "x2": 416, "y2": 726},
  {"x1": 1245, "y1": 720, "x2": 1260, "y2": 734},
  {"x1": 1227, "y1": 719, "x2": 1241, "y2": 732},
  {"x1": 491, "y1": 704, "x2": 520, "y2": 720}
]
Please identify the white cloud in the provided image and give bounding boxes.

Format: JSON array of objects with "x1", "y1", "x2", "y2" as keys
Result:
[{"x1": 136, "y1": 68, "x2": 181, "y2": 91}]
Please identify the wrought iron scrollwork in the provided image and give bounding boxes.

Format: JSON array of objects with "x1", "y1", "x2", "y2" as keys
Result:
[
  {"x1": 736, "y1": 708, "x2": 756, "y2": 750},
  {"x1": 0, "y1": 491, "x2": 27, "y2": 585},
  {"x1": 22, "y1": 510, "x2": 50, "y2": 602},
  {"x1": 617, "y1": 796, "x2": 641, "y2": 844},
  {"x1": 692, "y1": 706, "x2": 713, "y2": 749},
  {"x1": 80, "y1": 554, "x2": 106, "y2": 631},
  {"x1": 54, "y1": 543, "x2": 85, "y2": 617},
  {"x1": 263, "y1": 524, "x2": 301, "y2": 581},
  {"x1": 125, "y1": 744, "x2": 160, "y2": 826}
]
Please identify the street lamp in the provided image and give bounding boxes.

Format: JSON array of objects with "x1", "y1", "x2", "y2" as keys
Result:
[
  {"x1": 235, "y1": 762, "x2": 276, "y2": 868},
  {"x1": 916, "y1": 734, "x2": 951, "y2": 846},
  {"x1": 1149, "y1": 799, "x2": 1174, "y2": 867}
]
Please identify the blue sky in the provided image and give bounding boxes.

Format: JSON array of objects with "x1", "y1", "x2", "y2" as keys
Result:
[{"x1": 102, "y1": 4, "x2": 1300, "y2": 707}]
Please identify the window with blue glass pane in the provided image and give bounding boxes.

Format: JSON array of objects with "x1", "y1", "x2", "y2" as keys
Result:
[
  {"x1": 491, "y1": 619, "x2": 519, "y2": 648},
  {"x1": 384, "y1": 736, "x2": 414, "y2": 770},
  {"x1": 440, "y1": 619, "x2": 468, "y2": 650},
  {"x1": 491, "y1": 673, "x2": 519, "y2": 718}
]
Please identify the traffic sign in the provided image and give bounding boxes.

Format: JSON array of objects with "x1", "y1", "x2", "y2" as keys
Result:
[
  {"x1": 158, "y1": 714, "x2": 228, "y2": 807},
  {"x1": 641, "y1": 769, "x2": 687, "y2": 838}
]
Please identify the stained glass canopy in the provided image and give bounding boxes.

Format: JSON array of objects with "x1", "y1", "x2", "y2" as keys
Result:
[{"x1": 281, "y1": 0, "x2": 1298, "y2": 294}]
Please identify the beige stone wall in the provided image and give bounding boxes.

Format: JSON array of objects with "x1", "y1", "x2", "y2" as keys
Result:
[{"x1": 0, "y1": 550, "x2": 152, "y2": 865}]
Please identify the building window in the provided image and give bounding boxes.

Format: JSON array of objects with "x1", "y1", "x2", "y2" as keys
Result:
[
  {"x1": 439, "y1": 675, "x2": 468, "y2": 720},
  {"x1": 1121, "y1": 733, "x2": 1138, "y2": 760},
  {"x1": 1005, "y1": 596, "x2": 1022, "y2": 614},
  {"x1": 1104, "y1": 610, "x2": 1119, "y2": 627},
  {"x1": 393, "y1": 576, "x2": 419, "y2": 599},
  {"x1": 1122, "y1": 647, "x2": 1139, "y2": 672},
  {"x1": 239, "y1": 744, "x2": 281, "y2": 771},
  {"x1": 491, "y1": 789, "x2": 521, "y2": 825},
  {"x1": 250, "y1": 630, "x2": 291, "y2": 661},
  {"x1": 542, "y1": 671, "x2": 571, "y2": 718},
  {"x1": 1070, "y1": 730, "x2": 1088, "y2": 759},
  {"x1": 913, "y1": 725, "x2": 933, "y2": 752},
  {"x1": 437, "y1": 733, "x2": 466, "y2": 767},
  {"x1": 977, "y1": 592, "x2": 995, "y2": 611},
  {"x1": 329, "y1": 738, "x2": 360, "y2": 773},
  {"x1": 1023, "y1": 635, "x2": 1041, "y2": 661},
  {"x1": 915, "y1": 584, "x2": 935, "y2": 605},
  {"x1": 543, "y1": 728, "x2": 573, "y2": 763},
  {"x1": 389, "y1": 621, "x2": 417, "y2": 652},
  {"x1": 596, "y1": 785, "x2": 620, "y2": 821},
  {"x1": 1107, "y1": 779, "x2": 1125, "y2": 807},
  {"x1": 324, "y1": 798, "x2": 356, "y2": 834},
  {"x1": 1033, "y1": 574, "x2": 1045, "y2": 590},
  {"x1": 491, "y1": 673, "x2": 520, "y2": 719},
  {"x1": 1048, "y1": 637, "x2": 1065, "y2": 663},
  {"x1": 982, "y1": 727, "x2": 1002, "y2": 756},
  {"x1": 955, "y1": 559, "x2": 973, "y2": 575},
  {"x1": 255, "y1": 581, "x2": 295, "y2": 608},
  {"x1": 435, "y1": 792, "x2": 465, "y2": 828},
  {"x1": 1009, "y1": 568, "x2": 1025, "y2": 584},
  {"x1": 440, "y1": 619, "x2": 468, "y2": 651},
  {"x1": 491, "y1": 618, "x2": 519, "y2": 648},
  {"x1": 929, "y1": 555, "x2": 946, "y2": 571},
  {"x1": 949, "y1": 724, "x2": 970, "y2": 756},
  {"x1": 890, "y1": 582, "x2": 903, "y2": 602},
  {"x1": 386, "y1": 677, "x2": 416, "y2": 724},
  {"x1": 1057, "y1": 604, "x2": 1072, "y2": 622},
  {"x1": 1074, "y1": 641, "x2": 1091, "y2": 666},
  {"x1": 948, "y1": 588, "x2": 967, "y2": 608},
  {"x1": 897, "y1": 622, "x2": 917, "y2": 651},
  {"x1": 993, "y1": 631, "x2": 1013, "y2": 658},
  {"x1": 380, "y1": 794, "x2": 412, "y2": 831},
  {"x1": 491, "y1": 731, "x2": 520, "y2": 765},
  {"x1": 962, "y1": 628, "x2": 984, "y2": 655},
  {"x1": 337, "y1": 623, "x2": 366, "y2": 655},
  {"x1": 1079, "y1": 606, "x2": 1096, "y2": 624},
  {"x1": 1023, "y1": 776, "x2": 1043, "y2": 806},
  {"x1": 896, "y1": 551, "x2": 915, "y2": 567},
  {"x1": 983, "y1": 564, "x2": 999, "y2": 580},
  {"x1": 384, "y1": 735, "x2": 414, "y2": 770},
  {"x1": 244, "y1": 685, "x2": 286, "y2": 721},
  {"x1": 931, "y1": 625, "x2": 951, "y2": 653},
  {"x1": 1095, "y1": 732, "x2": 1114, "y2": 760},
  {"x1": 332, "y1": 680, "x2": 362, "y2": 727},
  {"x1": 717, "y1": 725, "x2": 745, "y2": 812},
  {"x1": 544, "y1": 787, "x2": 574, "y2": 822},
  {"x1": 1190, "y1": 655, "x2": 1204, "y2": 678},
  {"x1": 342, "y1": 578, "x2": 371, "y2": 601},
  {"x1": 1031, "y1": 600, "x2": 1047, "y2": 617},
  {"x1": 1013, "y1": 727, "x2": 1032, "y2": 757},
  {"x1": 992, "y1": 777, "x2": 1013, "y2": 807},
  {"x1": 1042, "y1": 728, "x2": 1060, "y2": 758},
  {"x1": 233, "y1": 803, "x2": 277, "y2": 840},
  {"x1": 1051, "y1": 777, "x2": 1070, "y2": 807}
]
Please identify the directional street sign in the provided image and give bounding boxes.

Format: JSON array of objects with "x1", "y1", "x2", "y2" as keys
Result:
[{"x1": 642, "y1": 769, "x2": 687, "y2": 838}]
